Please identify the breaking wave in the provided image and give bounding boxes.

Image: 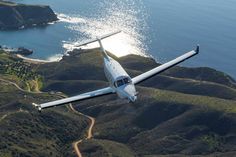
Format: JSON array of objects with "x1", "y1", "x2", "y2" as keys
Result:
[{"x1": 46, "y1": 53, "x2": 63, "y2": 62}]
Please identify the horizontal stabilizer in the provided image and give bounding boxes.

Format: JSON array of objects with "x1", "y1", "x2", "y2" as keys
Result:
[{"x1": 75, "y1": 30, "x2": 121, "y2": 47}]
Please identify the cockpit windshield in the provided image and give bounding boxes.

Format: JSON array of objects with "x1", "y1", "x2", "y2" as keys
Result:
[
  {"x1": 114, "y1": 77, "x2": 132, "y2": 87},
  {"x1": 116, "y1": 80, "x2": 124, "y2": 87}
]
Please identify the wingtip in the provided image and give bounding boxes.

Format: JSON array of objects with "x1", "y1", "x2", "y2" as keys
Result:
[
  {"x1": 195, "y1": 44, "x2": 200, "y2": 54},
  {"x1": 32, "y1": 103, "x2": 42, "y2": 112}
]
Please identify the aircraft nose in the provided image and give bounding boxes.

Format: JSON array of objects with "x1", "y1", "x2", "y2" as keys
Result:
[
  {"x1": 123, "y1": 84, "x2": 137, "y2": 102},
  {"x1": 129, "y1": 95, "x2": 137, "y2": 102}
]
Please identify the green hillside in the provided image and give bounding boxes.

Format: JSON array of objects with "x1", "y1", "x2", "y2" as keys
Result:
[
  {"x1": 0, "y1": 49, "x2": 235, "y2": 156},
  {"x1": 0, "y1": 79, "x2": 89, "y2": 156}
]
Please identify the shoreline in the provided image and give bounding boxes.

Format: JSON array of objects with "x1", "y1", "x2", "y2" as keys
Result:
[{"x1": 16, "y1": 54, "x2": 60, "y2": 64}]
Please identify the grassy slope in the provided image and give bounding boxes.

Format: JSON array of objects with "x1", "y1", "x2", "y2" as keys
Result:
[
  {"x1": 0, "y1": 81, "x2": 89, "y2": 157},
  {"x1": 80, "y1": 139, "x2": 135, "y2": 157},
  {"x1": 38, "y1": 49, "x2": 236, "y2": 156},
  {"x1": 0, "y1": 52, "x2": 88, "y2": 157},
  {"x1": 0, "y1": 49, "x2": 236, "y2": 156},
  {"x1": 78, "y1": 87, "x2": 236, "y2": 156},
  {"x1": 0, "y1": 51, "x2": 43, "y2": 91}
]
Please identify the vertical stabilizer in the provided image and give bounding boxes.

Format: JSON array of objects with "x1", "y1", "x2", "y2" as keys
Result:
[
  {"x1": 75, "y1": 31, "x2": 121, "y2": 60},
  {"x1": 98, "y1": 39, "x2": 109, "y2": 60}
]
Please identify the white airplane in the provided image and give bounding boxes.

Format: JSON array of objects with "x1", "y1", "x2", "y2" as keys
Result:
[{"x1": 33, "y1": 31, "x2": 199, "y2": 111}]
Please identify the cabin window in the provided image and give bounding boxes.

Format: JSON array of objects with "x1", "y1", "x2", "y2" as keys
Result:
[
  {"x1": 123, "y1": 77, "x2": 131, "y2": 84},
  {"x1": 114, "y1": 79, "x2": 124, "y2": 88}
]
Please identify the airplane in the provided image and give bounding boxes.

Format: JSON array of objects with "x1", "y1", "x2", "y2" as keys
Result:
[{"x1": 33, "y1": 31, "x2": 199, "y2": 111}]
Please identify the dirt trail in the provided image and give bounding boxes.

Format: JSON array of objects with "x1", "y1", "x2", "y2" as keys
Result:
[
  {"x1": 0, "y1": 109, "x2": 29, "y2": 122},
  {"x1": 69, "y1": 104, "x2": 95, "y2": 157},
  {"x1": 0, "y1": 78, "x2": 26, "y2": 92},
  {"x1": 0, "y1": 78, "x2": 42, "y2": 93},
  {"x1": 0, "y1": 78, "x2": 95, "y2": 157},
  {"x1": 73, "y1": 140, "x2": 83, "y2": 157}
]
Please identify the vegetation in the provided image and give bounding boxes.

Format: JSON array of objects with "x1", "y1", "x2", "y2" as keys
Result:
[
  {"x1": 80, "y1": 139, "x2": 135, "y2": 157},
  {"x1": 0, "y1": 80, "x2": 89, "y2": 157},
  {"x1": 4, "y1": 61, "x2": 43, "y2": 91},
  {"x1": 0, "y1": 52, "x2": 43, "y2": 92},
  {"x1": 201, "y1": 134, "x2": 222, "y2": 151},
  {"x1": 0, "y1": 49, "x2": 235, "y2": 156}
]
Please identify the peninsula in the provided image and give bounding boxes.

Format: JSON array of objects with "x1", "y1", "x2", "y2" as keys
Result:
[{"x1": 0, "y1": 0, "x2": 58, "y2": 30}]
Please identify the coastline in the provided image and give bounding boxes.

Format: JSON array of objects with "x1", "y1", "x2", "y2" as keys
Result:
[
  {"x1": 0, "y1": 0, "x2": 58, "y2": 30},
  {"x1": 16, "y1": 54, "x2": 60, "y2": 64}
]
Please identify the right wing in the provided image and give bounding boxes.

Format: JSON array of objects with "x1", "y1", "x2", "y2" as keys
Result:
[
  {"x1": 132, "y1": 45, "x2": 199, "y2": 84},
  {"x1": 33, "y1": 87, "x2": 114, "y2": 111}
]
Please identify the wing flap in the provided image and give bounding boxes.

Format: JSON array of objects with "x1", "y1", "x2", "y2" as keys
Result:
[
  {"x1": 132, "y1": 46, "x2": 199, "y2": 84},
  {"x1": 35, "y1": 87, "x2": 114, "y2": 111}
]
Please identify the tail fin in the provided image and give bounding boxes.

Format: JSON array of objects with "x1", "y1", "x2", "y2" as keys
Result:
[
  {"x1": 98, "y1": 39, "x2": 109, "y2": 59},
  {"x1": 75, "y1": 31, "x2": 121, "y2": 59}
]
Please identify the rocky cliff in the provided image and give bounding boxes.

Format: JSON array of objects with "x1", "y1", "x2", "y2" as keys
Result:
[{"x1": 0, "y1": 1, "x2": 58, "y2": 30}]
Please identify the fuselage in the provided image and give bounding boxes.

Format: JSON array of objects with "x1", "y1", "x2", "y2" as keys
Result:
[{"x1": 103, "y1": 56, "x2": 137, "y2": 102}]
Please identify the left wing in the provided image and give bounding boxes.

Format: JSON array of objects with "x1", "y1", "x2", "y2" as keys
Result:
[
  {"x1": 132, "y1": 45, "x2": 199, "y2": 84},
  {"x1": 33, "y1": 87, "x2": 114, "y2": 111}
]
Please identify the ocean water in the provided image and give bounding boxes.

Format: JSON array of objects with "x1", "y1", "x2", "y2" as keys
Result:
[{"x1": 0, "y1": 0, "x2": 236, "y2": 79}]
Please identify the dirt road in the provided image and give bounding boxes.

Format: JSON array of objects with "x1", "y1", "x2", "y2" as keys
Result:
[
  {"x1": 69, "y1": 104, "x2": 95, "y2": 157},
  {"x1": 0, "y1": 78, "x2": 95, "y2": 157}
]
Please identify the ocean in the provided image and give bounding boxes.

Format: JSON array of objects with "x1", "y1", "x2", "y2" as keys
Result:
[{"x1": 0, "y1": 0, "x2": 236, "y2": 79}]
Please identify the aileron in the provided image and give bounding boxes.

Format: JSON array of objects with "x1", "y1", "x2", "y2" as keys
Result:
[
  {"x1": 35, "y1": 87, "x2": 114, "y2": 111},
  {"x1": 132, "y1": 46, "x2": 199, "y2": 84}
]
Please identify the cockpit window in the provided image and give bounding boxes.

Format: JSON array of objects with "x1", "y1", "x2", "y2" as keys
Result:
[
  {"x1": 114, "y1": 77, "x2": 132, "y2": 88},
  {"x1": 116, "y1": 80, "x2": 124, "y2": 87},
  {"x1": 123, "y1": 77, "x2": 131, "y2": 84}
]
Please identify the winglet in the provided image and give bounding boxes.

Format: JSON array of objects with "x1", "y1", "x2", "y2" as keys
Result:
[
  {"x1": 195, "y1": 44, "x2": 200, "y2": 54},
  {"x1": 32, "y1": 103, "x2": 42, "y2": 112}
]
